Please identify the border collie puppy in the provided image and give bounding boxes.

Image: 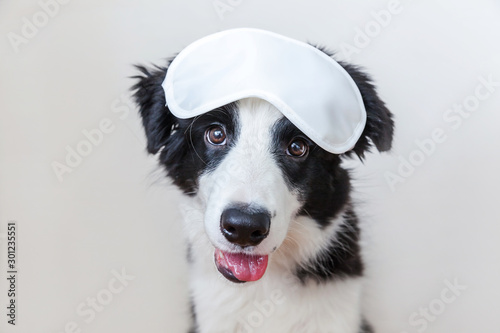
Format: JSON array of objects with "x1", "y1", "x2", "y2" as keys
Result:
[{"x1": 132, "y1": 33, "x2": 393, "y2": 333}]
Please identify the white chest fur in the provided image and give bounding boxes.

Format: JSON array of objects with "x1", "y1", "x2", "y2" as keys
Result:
[{"x1": 189, "y1": 248, "x2": 364, "y2": 333}]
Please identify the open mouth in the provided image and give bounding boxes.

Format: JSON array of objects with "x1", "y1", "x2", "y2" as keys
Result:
[{"x1": 214, "y1": 249, "x2": 269, "y2": 283}]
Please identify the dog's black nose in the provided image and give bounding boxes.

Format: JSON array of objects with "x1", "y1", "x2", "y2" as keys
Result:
[{"x1": 220, "y1": 207, "x2": 271, "y2": 247}]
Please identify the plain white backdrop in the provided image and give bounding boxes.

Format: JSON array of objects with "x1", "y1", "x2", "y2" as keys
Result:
[{"x1": 1, "y1": 0, "x2": 500, "y2": 332}]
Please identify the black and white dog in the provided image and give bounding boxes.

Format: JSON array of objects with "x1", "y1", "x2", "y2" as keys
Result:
[{"x1": 132, "y1": 46, "x2": 393, "y2": 333}]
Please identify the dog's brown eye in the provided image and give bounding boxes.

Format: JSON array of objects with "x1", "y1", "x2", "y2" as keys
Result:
[
  {"x1": 287, "y1": 139, "x2": 308, "y2": 157},
  {"x1": 206, "y1": 126, "x2": 226, "y2": 145}
]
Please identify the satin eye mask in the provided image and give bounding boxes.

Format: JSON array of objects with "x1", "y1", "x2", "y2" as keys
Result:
[{"x1": 162, "y1": 28, "x2": 367, "y2": 154}]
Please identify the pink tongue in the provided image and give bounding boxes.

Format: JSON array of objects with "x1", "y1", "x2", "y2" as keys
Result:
[{"x1": 215, "y1": 249, "x2": 268, "y2": 282}]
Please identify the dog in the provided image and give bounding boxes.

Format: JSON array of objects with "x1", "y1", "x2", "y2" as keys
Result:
[{"x1": 132, "y1": 35, "x2": 393, "y2": 333}]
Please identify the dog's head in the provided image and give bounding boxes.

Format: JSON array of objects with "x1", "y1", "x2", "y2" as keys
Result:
[{"x1": 132, "y1": 56, "x2": 393, "y2": 283}]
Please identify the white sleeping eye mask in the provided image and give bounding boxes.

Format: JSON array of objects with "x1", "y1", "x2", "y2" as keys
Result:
[{"x1": 162, "y1": 28, "x2": 367, "y2": 154}]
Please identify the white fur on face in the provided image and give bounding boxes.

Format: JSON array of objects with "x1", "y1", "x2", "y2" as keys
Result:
[{"x1": 197, "y1": 98, "x2": 302, "y2": 255}]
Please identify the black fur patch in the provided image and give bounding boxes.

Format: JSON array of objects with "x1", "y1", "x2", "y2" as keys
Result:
[
  {"x1": 271, "y1": 117, "x2": 351, "y2": 228},
  {"x1": 187, "y1": 297, "x2": 199, "y2": 333},
  {"x1": 360, "y1": 319, "x2": 374, "y2": 333},
  {"x1": 186, "y1": 243, "x2": 193, "y2": 264},
  {"x1": 295, "y1": 210, "x2": 363, "y2": 283},
  {"x1": 131, "y1": 65, "x2": 239, "y2": 195}
]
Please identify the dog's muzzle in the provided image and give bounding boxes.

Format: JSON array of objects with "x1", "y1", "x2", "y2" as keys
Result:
[{"x1": 214, "y1": 205, "x2": 271, "y2": 283}]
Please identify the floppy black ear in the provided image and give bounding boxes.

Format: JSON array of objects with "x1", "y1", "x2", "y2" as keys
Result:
[
  {"x1": 338, "y1": 61, "x2": 394, "y2": 159},
  {"x1": 131, "y1": 63, "x2": 176, "y2": 154}
]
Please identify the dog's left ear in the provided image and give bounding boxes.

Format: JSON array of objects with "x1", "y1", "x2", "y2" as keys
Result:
[
  {"x1": 338, "y1": 61, "x2": 394, "y2": 159},
  {"x1": 131, "y1": 64, "x2": 176, "y2": 155}
]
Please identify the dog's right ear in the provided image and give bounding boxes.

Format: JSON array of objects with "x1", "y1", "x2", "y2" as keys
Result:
[
  {"x1": 131, "y1": 64, "x2": 176, "y2": 154},
  {"x1": 337, "y1": 61, "x2": 394, "y2": 159}
]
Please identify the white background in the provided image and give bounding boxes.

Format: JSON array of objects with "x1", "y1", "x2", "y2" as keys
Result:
[{"x1": 1, "y1": 0, "x2": 500, "y2": 332}]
